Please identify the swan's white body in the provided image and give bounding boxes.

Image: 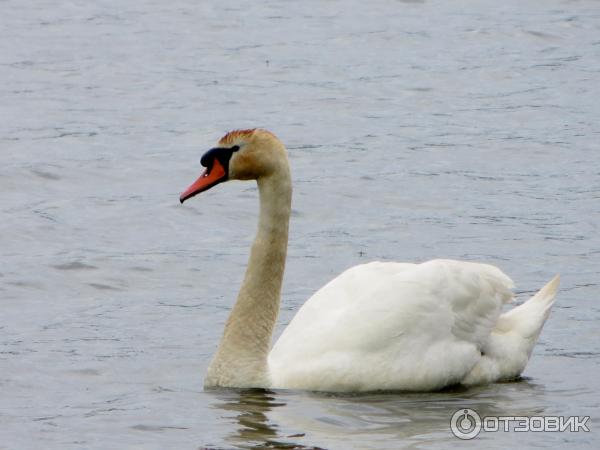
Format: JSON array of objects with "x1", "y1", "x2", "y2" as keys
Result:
[
  {"x1": 181, "y1": 129, "x2": 559, "y2": 392},
  {"x1": 270, "y1": 260, "x2": 558, "y2": 391}
]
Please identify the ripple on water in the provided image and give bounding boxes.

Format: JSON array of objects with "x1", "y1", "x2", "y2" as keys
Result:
[{"x1": 53, "y1": 261, "x2": 98, "y2": 270}]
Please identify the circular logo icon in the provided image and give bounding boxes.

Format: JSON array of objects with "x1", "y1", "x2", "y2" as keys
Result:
[{"x1": 450, "y1": 408, "x2": 482, "y2": 440}]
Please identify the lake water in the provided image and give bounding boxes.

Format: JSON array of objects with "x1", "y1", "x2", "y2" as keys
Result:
[{"x1": 1, "y1": 0, "x2": 599, "y2": 448}]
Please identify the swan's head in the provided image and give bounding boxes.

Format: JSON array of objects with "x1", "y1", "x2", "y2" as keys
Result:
[{"x1": 180, "y1": 128, "x2": 288, "y2": 203}]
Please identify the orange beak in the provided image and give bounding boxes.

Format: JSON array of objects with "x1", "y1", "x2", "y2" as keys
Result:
[{"x1": 179, "y1": 158, "x2": 227, "y2": 203}]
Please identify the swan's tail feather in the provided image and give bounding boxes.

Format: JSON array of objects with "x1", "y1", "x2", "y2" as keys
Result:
[
  {"x1": 498, "y1": 274, "x2": 559, "y2": 341},
  {"x1": 462, "y1": 275, "x2": 559, "y2": 386}
]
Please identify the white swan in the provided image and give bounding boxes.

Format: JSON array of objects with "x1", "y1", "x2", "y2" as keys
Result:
[{"x1": 180, "y1": 128, "x2": 559, "y2": 392}]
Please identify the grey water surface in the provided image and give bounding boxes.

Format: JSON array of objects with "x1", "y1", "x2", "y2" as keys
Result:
[{"x1": 1, "y1": 0, "x2": 599, "y2": 449}]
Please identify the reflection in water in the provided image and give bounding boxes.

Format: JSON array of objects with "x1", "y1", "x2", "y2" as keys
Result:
[
  {"x1": 295, "y1": 380, "x2": 548, "y2": 446},
  {"x1": 210, "y1": 388, "x2": 324, "y2": 449},
  {"x1": 207, "y1": 379, "x2": 547, "y2": 449}
]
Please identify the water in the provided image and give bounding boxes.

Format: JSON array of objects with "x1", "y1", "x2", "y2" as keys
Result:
[{"x1": 1, "y1": 0, "x2": 599, "y2": 448}]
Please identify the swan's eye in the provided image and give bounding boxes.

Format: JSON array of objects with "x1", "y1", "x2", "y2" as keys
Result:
[{"x1": 231, "y1": 145, "x2": 240, "y2": 152}]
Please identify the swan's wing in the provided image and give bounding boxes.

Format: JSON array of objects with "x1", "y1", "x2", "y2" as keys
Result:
[{"x1": 269, "y1": 259, "x2": 514, "y2": 391}]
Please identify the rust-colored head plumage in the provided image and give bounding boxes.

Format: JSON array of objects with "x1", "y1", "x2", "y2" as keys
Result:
[
  {"x1": 218, "y1": 128, "x2": 276, "y2": 147},
  {"x1": 218, "y1": 129, "x2": 256, "y2": 146}
]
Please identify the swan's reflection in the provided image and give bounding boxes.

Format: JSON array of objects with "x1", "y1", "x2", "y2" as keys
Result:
[
  {"x1": 210, "y1": 388, "x2": 320, "y2": 449},
  {"x1": 208, "y1": 378, "x2": 547, "y2": 449}
]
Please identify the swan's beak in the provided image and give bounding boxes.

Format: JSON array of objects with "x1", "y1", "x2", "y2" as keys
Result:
[{"x1": 180, "y1": 158, "x2": 227, "y2": 203}]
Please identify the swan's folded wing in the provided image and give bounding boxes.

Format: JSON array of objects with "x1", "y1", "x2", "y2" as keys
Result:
[
  {"x1": 269, "y1": 259, "x2": 514, "y2": 391},
  {"x1": 436, "y1": 260, "x2": 514, "y2": 345}
]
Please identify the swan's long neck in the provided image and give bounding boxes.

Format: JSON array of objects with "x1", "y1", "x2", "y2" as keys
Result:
[{"x1": 205, "y1": 165, "x2": 292, "y2": 388}]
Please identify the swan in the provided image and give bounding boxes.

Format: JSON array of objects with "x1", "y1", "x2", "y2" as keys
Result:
[{"x1": 179, "y1": 128, "x2": 559, "y2": 392}]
